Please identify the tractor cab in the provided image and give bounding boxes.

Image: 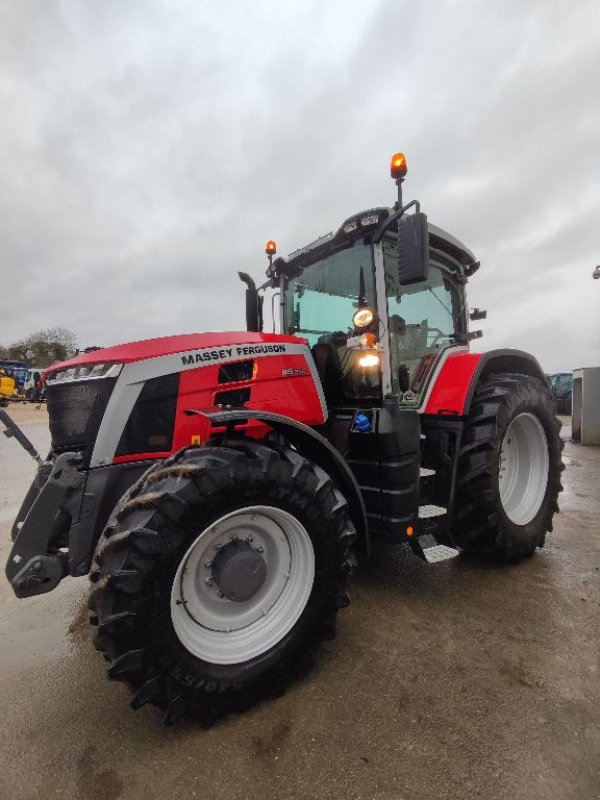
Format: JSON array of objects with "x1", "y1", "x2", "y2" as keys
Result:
[
  {"x1": 256, "y1": 154, "x2": 481, "y2": 414},
  {"x1": 278, "y1": 215, "x2": 477, "y2": 412},
  {"x1": 239, "y1": 155, "x2": 488, "y2": 552}
]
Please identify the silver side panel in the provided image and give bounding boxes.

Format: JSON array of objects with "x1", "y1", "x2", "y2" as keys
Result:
[
  {"x1": 417, "y1": 344, "x2": 469, "y2": 413},
  {"x1": 304, "y1": 346, "x2": 329, "y2": 423},
  {"x1": 90, "y1": 341, "x2": 315, "y2": 468}
]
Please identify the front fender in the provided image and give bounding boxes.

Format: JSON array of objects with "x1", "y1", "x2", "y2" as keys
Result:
[{"x1": 188, "y1": 408, "x2": 369, "y2": 554}]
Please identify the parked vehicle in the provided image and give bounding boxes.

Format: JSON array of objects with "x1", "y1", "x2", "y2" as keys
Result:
[
  {"x1": 23, "y1": 369, "x2": 43, "y2": 401},
  {"x1": 0, "y1": 373, "x2": 16, "y2": 406},
  {"x1": 3, "y1": 153, "x2": 563, "y2": 725},
  {"x1": 0, "y1": 360, "x2": 28, "y2": 390},
  {"x1": 548, "y1": 372, "x2": 573, "y2": 414}
]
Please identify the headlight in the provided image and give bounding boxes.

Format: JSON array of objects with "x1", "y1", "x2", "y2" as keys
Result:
[
  {"x1": 47, "y1": 362, "x2": 123, "y2": 385},
  {"x1": 358, "y1": 353, "x2": 380, "y2": 368}
]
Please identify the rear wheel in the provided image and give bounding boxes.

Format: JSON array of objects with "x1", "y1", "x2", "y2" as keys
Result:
[
  {"x1": 88, "y1": 441, "x2": 355, "y2": 725},
  {"x1": 453, "y1": 373, "x2": 563, "y2": 560}
]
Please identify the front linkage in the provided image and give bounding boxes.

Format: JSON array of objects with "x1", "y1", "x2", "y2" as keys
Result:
[{"x1": 2, "y1": 408, "x2": 155, "y2": 597}]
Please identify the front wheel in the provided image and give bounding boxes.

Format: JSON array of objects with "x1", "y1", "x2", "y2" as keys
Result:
[
  {"x1": 88, "y1": 441, "x2": 355, "y2": 725},
  {"x1": 453, "y1": 372, "x2": 563, "y2": 560}
]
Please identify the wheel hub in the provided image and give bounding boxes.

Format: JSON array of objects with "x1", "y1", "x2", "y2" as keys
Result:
[
  {"x1": 498, "y1": 412, "x2": 549, "y2": 525},
  {"x1": 170, "y1": 506, "x2": 315, "y2": 665},
  {"x1": 211, "y1": 540, "x2": 267, "y2": 602}
]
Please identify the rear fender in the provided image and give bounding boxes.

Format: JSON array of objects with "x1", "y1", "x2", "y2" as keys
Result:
[
  {"x1": 424, "y1": 349, "x2": 546, "y2": 417},
  {"x1": 463, "y1": 349, "x2": 547, "y2": 414},
  {"x1": 191, "y1": 408, "x2": 369, "y2": 554}
]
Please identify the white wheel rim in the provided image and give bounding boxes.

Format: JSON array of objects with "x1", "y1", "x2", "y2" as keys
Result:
[
  {"x1": 498, "y1": 412, "x2": 549, "y2": 525},
  {"x1": 170, "y1": 505, "x2": 315, "y2": 665}
]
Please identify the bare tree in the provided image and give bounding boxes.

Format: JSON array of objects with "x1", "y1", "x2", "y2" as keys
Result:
[{"x1": 5, "y1": 328, "x2": 78, "y2": 368}]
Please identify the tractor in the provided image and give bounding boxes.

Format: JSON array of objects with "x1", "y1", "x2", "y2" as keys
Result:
[{"x1": 3, "y1": 153, "x2": 563, "y2": 725}]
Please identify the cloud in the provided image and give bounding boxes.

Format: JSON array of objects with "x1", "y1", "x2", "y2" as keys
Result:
[{"x1": 1, "y1": 0, "x2": 598, "y2": 372}]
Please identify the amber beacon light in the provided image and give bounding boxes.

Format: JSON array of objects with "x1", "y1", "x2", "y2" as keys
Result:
[
  {"x1": 390, "y1": 152, "x2": 407, "y2": 180},
  {"x1": 265, "y1": 240, "x2": 277, "y2": 256}
]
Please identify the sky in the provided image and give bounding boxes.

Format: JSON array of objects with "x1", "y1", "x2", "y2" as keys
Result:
[{"x1": 1, "y1": 0, "x2": 599, "y2": 372}]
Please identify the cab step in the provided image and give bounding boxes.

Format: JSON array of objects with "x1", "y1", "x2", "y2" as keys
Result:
[
  {"x1": 419, "y1": 467, "x2": 435, "y2": 478},
  {"x1": 418, "y1": 504, "x2": 446, "y2": 519},
  {"x1": 414, "y1": 533, "x2": 459, "y2": 564}
]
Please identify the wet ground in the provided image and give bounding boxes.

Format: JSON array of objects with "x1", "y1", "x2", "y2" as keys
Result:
[{"x1": 0, "y1": 406, "x2": 598, "y2": 800}]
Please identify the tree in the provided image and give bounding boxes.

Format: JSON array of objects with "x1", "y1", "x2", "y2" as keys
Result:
[{"x1": 5, "y1": 327, "x2": 78, "y2": 368}]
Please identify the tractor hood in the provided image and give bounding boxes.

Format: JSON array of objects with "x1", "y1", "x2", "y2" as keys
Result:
[{"x1": 47, "y1": 332, "x2": 304, "y2": 374}]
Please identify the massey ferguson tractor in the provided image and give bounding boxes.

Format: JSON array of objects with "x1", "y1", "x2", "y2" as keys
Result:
[{"x1": 3, "y1": 154, "x2": 563, "y2": 725}]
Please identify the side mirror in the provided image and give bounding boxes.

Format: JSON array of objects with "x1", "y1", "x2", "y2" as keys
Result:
[{"x1": 398, "y1": 212, "x2": 429, "y2": 285}]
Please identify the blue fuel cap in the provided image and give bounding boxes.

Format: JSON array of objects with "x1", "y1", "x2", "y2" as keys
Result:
[{"x1": 353, "y1": 413, "x2": 372, "y2": 433}]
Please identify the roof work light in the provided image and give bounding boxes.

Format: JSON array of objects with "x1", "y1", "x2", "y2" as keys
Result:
[
  {"x1": 352, "y1": 307, "x2": 379, "y2": 329},
  {"x1": 265, "y1": 239, "x2": 277, "y2": 279}
]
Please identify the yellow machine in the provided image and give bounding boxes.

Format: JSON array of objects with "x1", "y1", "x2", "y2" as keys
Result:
[{"x1": 0, "y1": 375, "x2": 16, "y2": 399}]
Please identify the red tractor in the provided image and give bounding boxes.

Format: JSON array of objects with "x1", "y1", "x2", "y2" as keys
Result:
[{"x1": 3, "y1": 154, "x2": 563, "y2": 725}]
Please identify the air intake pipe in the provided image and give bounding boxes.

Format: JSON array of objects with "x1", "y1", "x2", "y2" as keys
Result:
[{"x1": 238, "y1": 272, "x2": 263, "y2": 332}]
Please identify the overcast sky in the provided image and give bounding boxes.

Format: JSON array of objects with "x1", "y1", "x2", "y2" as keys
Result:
[{"x1": 1, "y1": 0, "x2": 599, "y2": 372}]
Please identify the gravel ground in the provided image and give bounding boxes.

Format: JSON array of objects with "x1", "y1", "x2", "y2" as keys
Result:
[{"x1": 0, "y1": 408, "x2": 598, "y2": 800}]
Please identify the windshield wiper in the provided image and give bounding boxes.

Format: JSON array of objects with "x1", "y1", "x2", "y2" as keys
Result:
[{"x1": 427, "y1": 287, "x2": 453, "y2": 316}]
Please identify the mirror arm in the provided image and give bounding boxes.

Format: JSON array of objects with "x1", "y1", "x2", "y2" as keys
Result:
[{"x1": 374, "y1": 199, "x2": 421, "y2": 243}]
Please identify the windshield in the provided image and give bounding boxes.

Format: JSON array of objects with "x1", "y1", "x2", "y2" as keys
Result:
[
  {"x1": 283, "y1": 242, "x2": 381, "y2": 405},
  {"x1": 383, "y1": 239, "x2": 466, "y2": 398}
]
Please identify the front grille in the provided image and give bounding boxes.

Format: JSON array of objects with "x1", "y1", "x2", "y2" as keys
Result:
[
  {"x1": 46, "y1": 378, "x2": 118, "y2": 463},
  {"x1": 116, "y1": 373, "x2": 179, "y2": 456}
]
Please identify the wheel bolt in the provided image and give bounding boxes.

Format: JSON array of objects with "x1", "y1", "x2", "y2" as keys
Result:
[
  {"x1": 256, "y1": 545, "x2": 264, "y2": 553},
  {"x1": 247, "y1": 534, "x2": 253, "y2": 543},
  {"x1": 204, "y1": 577, "x2": 213, "y2": 586},
  {"x1": 214, "y1": 542, "x2": 222, "y2": 550},
  {"x1": 204, "y1": 559, "x2": 212, "y2": 568},
  {"x1": 230, "y1": 533, "x2": 238, "y2": 541},
  {"x1": 217, "y1": 590, "x2": 224, "y2": 598}
]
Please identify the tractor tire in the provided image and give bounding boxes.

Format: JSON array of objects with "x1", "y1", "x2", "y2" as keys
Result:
[
  {"x1": 88, "y1": 440, "x2": 355, "y2": 726},
  {"x1": 453, "y1": 372, "x2": 563, "y2": 561}
]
